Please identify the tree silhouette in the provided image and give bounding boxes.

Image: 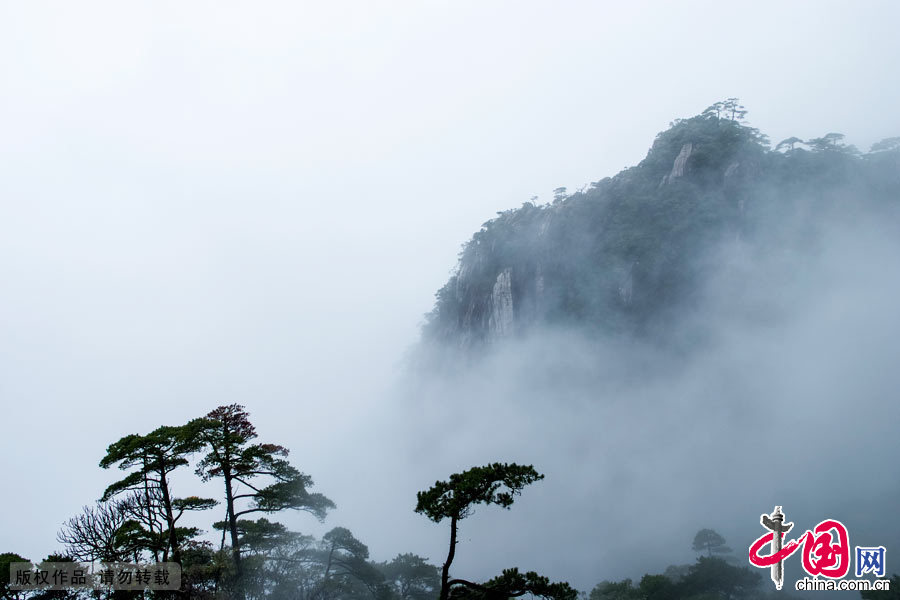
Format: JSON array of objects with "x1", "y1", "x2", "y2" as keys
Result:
[
  {"x1": 692, "y1": 529, "x2": 732, "y2": 558},
  {"x1": 416, "y1": 463, "x2": 575, "y2": 600},
  {"x1": 194, "y1": 404, "x2": 334, "y2": 599},
  {"x1": 775, "y1": 136, "x2": 803, "y2": 151},
  {"x1": 870, "y1": 137, "x2": 900, "y2": 153},
  {"x1": 99, "y1": 422, "x2": 216, "y2": 564}
]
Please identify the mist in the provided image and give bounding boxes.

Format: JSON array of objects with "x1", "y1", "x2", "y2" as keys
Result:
[
  {"x1": 3, "y1": 2, "x2": 900, "y2": 598},
  {"x1": 347, "y1": 199, "x2": 900, "y2": 592}
]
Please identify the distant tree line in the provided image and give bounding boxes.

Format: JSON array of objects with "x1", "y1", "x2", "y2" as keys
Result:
[{"x1": 5, "y1": 407, "x2": 895, "y2": 600}]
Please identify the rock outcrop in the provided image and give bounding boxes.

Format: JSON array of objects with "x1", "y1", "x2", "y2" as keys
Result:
[
  {"x1": 660, "y1": 143, "x2": 693, "y2": 186},
  {"x1": 488, "y1": 268, "x2": 514, "y2": 337}
]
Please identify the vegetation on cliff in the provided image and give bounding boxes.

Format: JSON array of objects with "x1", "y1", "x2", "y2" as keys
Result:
[{"x1": 423, "y1": 100, "x2": 900, "y2": 349}]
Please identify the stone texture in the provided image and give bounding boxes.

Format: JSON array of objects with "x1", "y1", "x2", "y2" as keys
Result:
[{"x1": 489, "y1": 268, "x2": 514, "y2": 337}]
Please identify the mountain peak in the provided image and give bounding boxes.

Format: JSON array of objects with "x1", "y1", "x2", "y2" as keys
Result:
[{"x1": 420, "y1": 104, "x2": 898, "y2": 354}]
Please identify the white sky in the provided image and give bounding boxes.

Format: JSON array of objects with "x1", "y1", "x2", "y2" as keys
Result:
[{"x1": 2, "y1": 0, "x2": 900, "y2": 589}]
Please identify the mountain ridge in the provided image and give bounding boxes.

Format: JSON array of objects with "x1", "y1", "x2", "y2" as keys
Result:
[{"x1": 420, "y1": 102, "x2": 900, "y2": 352}]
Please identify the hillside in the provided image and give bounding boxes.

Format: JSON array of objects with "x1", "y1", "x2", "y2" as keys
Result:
[{"x1": 421, "y1": 101, "x2": 900, "y2": 351}]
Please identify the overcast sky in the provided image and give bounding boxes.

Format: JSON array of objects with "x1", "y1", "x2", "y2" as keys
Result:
[{"x1": 2, "y1": 0, "x2": 900, "y2": 591}]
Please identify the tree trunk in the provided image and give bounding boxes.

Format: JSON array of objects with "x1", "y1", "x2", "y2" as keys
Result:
[
  {"x1": 141, "y1": 455, "x2": 160, "y2": 563},
  {"x1": 157, "y1": 467, "x2": 180, "y2": 565},
  {"x1": 440, "y1": 516, "x2": 458, "y2": 600},
  {"x1": 225, "y1": 466, "x2": 244, "y2": 600}
]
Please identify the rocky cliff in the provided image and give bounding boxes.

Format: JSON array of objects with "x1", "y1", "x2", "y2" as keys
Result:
[{"x1": 422, "y1": 107, "x2": 900, "y2": 350}]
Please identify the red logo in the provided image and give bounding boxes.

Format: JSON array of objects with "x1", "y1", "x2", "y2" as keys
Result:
[
  {"x1": 750, "y1": 519, "x2": 850, "y2": 577},
  {"x1": 749, "y1": 506, "x2": 851, "y2": 589}
]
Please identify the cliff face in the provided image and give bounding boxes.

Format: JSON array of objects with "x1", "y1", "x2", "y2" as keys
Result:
[{"x1": 422, "y1": 111, "x2": 900, "y2": 349}]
